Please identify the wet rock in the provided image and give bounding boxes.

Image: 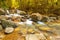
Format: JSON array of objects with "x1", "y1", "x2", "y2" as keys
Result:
[
  {"x1": 47, "y1": 17, "x2": 56, "y2": 22},
  {"x1": 41, "y1": 17, "x2": 48, "y2": 22},
  {"x1": 5, "y1": 27, "x2": 14, "y2": 34},
  {"x1": 30, "y1": 15, "x2": 38, "y2": 22}
]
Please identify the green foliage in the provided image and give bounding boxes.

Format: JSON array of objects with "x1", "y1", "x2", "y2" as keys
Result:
[{"x1": 0, "y1": 0, "x2": 60, "y2": 15}]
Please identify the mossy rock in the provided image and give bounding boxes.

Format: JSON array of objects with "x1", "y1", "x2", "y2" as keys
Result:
[{"x1": 1, "y1": 19, "x2": 17, "y2": 29}]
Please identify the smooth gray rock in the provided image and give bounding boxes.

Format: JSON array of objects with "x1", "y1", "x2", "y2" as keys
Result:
[{"x1": 5, "y1": 27, "x2": 14, "y2": 34}]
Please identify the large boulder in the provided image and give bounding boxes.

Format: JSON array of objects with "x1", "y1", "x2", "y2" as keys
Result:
[
  {"x1": 30, "y1": 15, "x2": 38, "y2": 22},
  {"x1": 18, "y1": 11, "x2": 27, "y2": 15},
  {"x1": 30, "y1": 13, "x2": 43, "y2": 22}
]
